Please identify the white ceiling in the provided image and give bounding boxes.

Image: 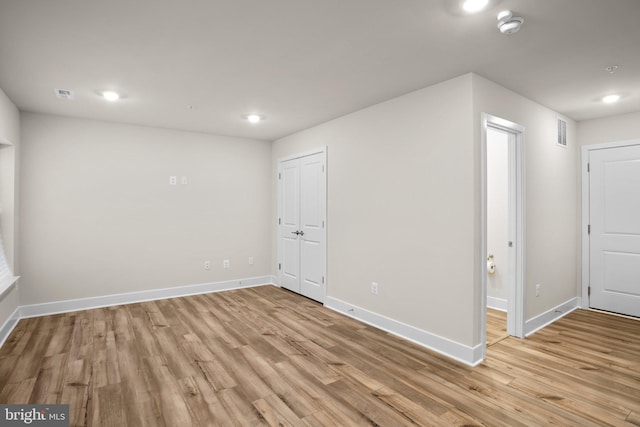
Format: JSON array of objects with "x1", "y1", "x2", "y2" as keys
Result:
[{"x1": 1, "y1": 0, "x2": 639, "y2": 141}]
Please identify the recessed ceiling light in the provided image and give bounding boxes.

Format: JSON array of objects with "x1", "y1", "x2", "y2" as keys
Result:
[
  {"x1": 463, "y1": 0, "x2": 489, "y2": 13},
  {"x1": 102, "y1": 91, "x2": 120, "y2": 102},
  {"x1": 602, "y1": 94, "x2": 621, "y2": 104},
  {"x1": 244, "y1": 114, "x2": 265, "y2": 124}
]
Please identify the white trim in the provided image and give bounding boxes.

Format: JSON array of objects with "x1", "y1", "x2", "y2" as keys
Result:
[
  {"x1": 0, "y1": 276, "x2": 19, "y2": 300},
  {"x1": 0, "y1": 306, "x2": 20, "y2": 348},
  {"x1": 524, "y1": 297, "x2": 579, "y2": 337},
  {"x1": 480, "y1": 113, "x2": 526, "y2": 364},
  {"x1": 20, "y1": 276, "x2": 273, "y2": 318},
  {"x1": 270, "y1": 275, "x2": 281, "y2": 286},
  {"x1": 325, "y1": 296, "x2": 483, "y2": 367},
  {"x1": 487, "y1": 296, "x2": 507, "y2": 311},
  {"x1": 580, "y1": 139, "x2": 640, "y2": 309},
  {"x1": 277, "y1": 147, "x2": 327, "y2": 163}
]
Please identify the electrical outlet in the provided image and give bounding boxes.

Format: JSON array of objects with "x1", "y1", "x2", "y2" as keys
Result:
[
  {"x1": 535, "y1": 284, "x2": 541, "y2": 297},
  {"x1": 204, "y1": 260, "x2": 211, "y2": 270},
  {"x1": 371, "y1": 282, "x2": 379, "y2": 295},
  {"x1": 169, "y1": 176, "x2": 177, "y2": 185},
  {"x1": 223, "y1": 259, "x2": 230, "y2": 269},
  {"x1": 248, "y1": 257, "x2": 254, "y2": 265}
]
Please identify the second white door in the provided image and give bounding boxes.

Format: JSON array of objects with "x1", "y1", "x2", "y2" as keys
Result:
[
  {"x1": 589, "y1": 144, "x2": 640, "y2": 317},
  {"x1": 278, "y1": 151, "x2": 326, "y2": 303}
]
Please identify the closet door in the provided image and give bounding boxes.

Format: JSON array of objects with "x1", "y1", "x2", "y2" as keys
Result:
[
  {"x1": 278, "y1": 150, "x2": 326, "y2": 303},
  {"x1": 299, "y1": 153, "x2": 326, "y2": 302},
  {"x1": 279, "y1": 158, "x2": 301, "y2": 293}
]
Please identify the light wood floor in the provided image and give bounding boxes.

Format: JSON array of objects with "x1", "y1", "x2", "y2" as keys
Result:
[
  {"x1": 1, "y1": 286, "x2": 639, "y2": 426},
  {"x1": 486, "y1": 308, "x2": 508, "y2": 347}
]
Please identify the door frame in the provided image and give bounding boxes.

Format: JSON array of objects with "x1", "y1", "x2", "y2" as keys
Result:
[
  {"x1": 277, "y1": 146, "x2": 328, "y2": 302},
  {"x1": 480, "y1": 113, "x2": 526, "y2": 360},
  {"x1": 580, "y1": 139, "x2": 640, "y2": 309}
]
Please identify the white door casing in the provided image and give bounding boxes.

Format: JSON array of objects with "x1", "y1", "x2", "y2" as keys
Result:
[
  {"x1": 588, "y1": 143, "x2": 640, "y2": 317},
  {"x1": 278, "y1": 148, "x2": 327, "y2": 303}
]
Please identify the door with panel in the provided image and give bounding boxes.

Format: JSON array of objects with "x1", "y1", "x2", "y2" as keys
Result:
[
  {"x1": 278, "y1": 150, "x2": 326, "y2": 303},
  {"x1": 589, "y1": 144, "x2": 640, "y2": 317}
]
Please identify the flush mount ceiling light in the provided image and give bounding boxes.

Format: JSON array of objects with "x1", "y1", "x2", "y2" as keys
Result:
[
  {"x1": 243, "y1": 114, "x2": 265, "y2": 124},
  {"x1": 602, "y1": 94, "x2": 621, "y2": 104},
  {"x1": 497, "y1": 10, "x2": 524, "y2": 34},
  {"x1": 101, "y1": 90, "x2": 120, "y2": 102},
  {"x1": 462, "y1": 0, "x2": 488, "y2": 13}
]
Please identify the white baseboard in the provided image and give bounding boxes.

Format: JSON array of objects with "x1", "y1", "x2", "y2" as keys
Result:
[
  {"x1": 325, "y1": 296, "x2": 483, "y2": 367},
  {"x1": 270, "y1": 275, "x2": 281, "y2": 286},
  {"x1": 0, "y1": 306, "x2": 21, "y2": 348},
  {"x1": 487, "y1": 296, "x2": 507, "y2": 311},
  {"x1": 524, "y1": 297, "x2": 579, "y2": 337},
  {"x1": 20, "y1": 276, "x2": 274, "y2": 319}
]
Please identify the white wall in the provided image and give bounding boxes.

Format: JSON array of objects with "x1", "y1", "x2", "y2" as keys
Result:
[
  {"x1": 486, "y1": 128, "x2": 508, "y2": 302},
  {"x1": 472, "y1": 75, "x2": 578, "y2": 330},
  {"x1": 273, "y1": 74, "x2": 477, "y2": 347},
  {"x1": 19, "y1": 113, "x2": 271, "y2": 305},
  {"x1": 577, "y1": 111, "x2": 640, "y2": 146},
  {"x1": 0, "y1": 87, "x2": 20, "y2": 330},
  {"x1": 576, "y1": 111, "x2": 640, "y2": 297}
]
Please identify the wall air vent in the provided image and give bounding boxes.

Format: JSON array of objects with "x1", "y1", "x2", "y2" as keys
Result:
[
  {"x1": 55, "y1": 88, "x2": 74, "y2": 100},
  {"x1": 557, "y1": 118, "x2": 567, "y2": 148}
]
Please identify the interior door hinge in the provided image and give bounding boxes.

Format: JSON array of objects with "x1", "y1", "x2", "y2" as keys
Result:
[
  {"x1": 322, "y1": 276, "x2": 325, "y2": 284},
  {"x1": 322, "y1": 220, "x2": 325, "y2": 228},
  {"x1": 278, "y1": 218, "x2": 281, "y2": 225},
  {"x1": 587, "y1": 162, "x2": 590, "y2": 172},
  {"x1": 588, "y1": 286, "x2": 591, "y2": 297},
  {"x1": 278, "y1": 172, "x2": 281, "y2": 179},
  {"x1": 588, "y1": 224, "x2": 591, "y2": 235},
  {"x1": 322, "y1": 165, "x2": 325, "y2": 172},
  {"x1": 278, "y1": 263, "x2": 281, "y2": 271}
]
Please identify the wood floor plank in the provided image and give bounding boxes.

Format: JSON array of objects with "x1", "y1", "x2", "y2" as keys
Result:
[
  {"x1": 239, "y1": 345, "x2": 318, "y2": 418},
  {"x1": 252, "y1": 393, "x2": 303, "y2": 427},
  {"x1": 142, "y1": 355, "x2": 195, "y2": 427},
  {"x1": 0, "y1": 377, "x2": 37, "y2": 404},
  {"x1": 216, "y1": 387, "x2": 268, "y2": 427},
  {"x1": 486, "y1": 308, "x2": 508, "y2": 346},
  {"x1": 273, "y1": 360, "x2": 370, "y2": 426},
  {"x1": 96, "y1": 383, "x2": 128, "y2": 427},
  {"x1": 178, "y1": 375, "x2": 232, "y2": 427},
  {"x1": 1, "y1": 285, "x2": 639, "y2": 426},
  {"x1": 29, "y1": 353, "x2": 68, "y2": 403}
]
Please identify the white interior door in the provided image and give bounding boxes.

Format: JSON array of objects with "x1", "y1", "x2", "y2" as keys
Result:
[
  {"x1": 589, "y1": 144, "x2": 640, "y2": 317},
  {"x1": 278, "y1": 150, "x2": 326, "y2": 303},
  {"x1": 279, "y1": 159, "x2": 300, "y2": 292}
]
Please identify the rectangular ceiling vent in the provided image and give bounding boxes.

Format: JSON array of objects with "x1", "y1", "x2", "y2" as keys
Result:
[
  {"x1": 55, "y1": 88, "x2": 74, "y2": 100},
  {"x1": 557, "y1": 118, "x2": 567, "y2": 147}
]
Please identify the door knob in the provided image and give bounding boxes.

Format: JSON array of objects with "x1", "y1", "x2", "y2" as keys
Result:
[
  {"x1": 299, "y1": 230, "x2": 304, "y2": 236},
  {"x1": 291, "y1": 231, "x2": 300, "y2": 235}
]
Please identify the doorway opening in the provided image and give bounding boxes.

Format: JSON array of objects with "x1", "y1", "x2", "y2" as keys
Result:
[{"x1": 481, "y1": 114, "x2": 526, "y2": 360}]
